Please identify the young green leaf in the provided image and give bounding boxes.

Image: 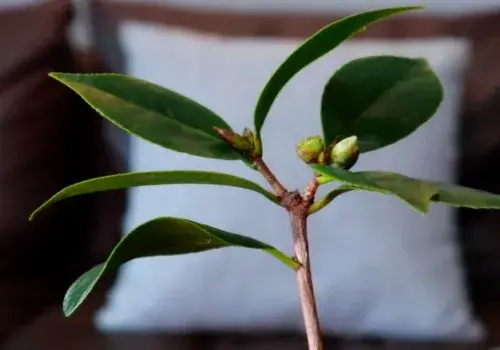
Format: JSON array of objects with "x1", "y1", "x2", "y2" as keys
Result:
[
  {"x1": 30, "y1": 171, "x2": 279, "y2": 220},
  {"x1": 430, "y1": 182, "x2": 500, "y2": 209},
  {"x1": 308, "y1": 186, "x2": 352, "y2": 215},
  {"x1": 49, "y1": 73, "x2": 241, "y2": 160},
  {"x1": 63, "y1": 217, "x2": 297, "y2": 316},
  {"x1": 321, "y1": 56, "x2": 443, "y2": 152},
  {"x1": 253, "y1": 6, "x2": 422, "y2": 142},
  {"x1": 311, "y1": 165, "x2": 438, "y2": 213}
]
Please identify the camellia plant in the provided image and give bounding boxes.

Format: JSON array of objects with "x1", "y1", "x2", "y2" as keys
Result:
[{"x1": 30, "y1": 6, "x2": 500, "y2": 350}]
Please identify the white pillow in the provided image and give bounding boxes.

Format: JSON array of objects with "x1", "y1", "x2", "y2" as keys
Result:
[{"x1": 95, "y1": 21, "x2": 481, "y2": 341}]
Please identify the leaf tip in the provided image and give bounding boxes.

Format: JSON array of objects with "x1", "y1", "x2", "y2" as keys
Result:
[
  {"x1": 28, "y1": 199, "x2": 54, "y2": 222},
  {"x1": 62, "y1": 289, "x2": 79, "y2": 317},
  {"x1": 28, "y1": 210, "x2": 38, "y2": 222},
  {"x1": 48, "y1": 72, "x2": 65, "y2": 81},
  {"x1": 62, "y1": 304, "x2": 75, "y2": 318},
  {"x1": 62, "y1": 264, "x2": 104, "y2": 318}
]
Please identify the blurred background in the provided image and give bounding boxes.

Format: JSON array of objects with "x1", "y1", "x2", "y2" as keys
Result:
[{"x1": 1, "y1": 0, "x2": 500, "y2": 349}]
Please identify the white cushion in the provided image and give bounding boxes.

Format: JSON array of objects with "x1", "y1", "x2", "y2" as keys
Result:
[{"x1": 94, "y1": 21, "x2": 481, "y2": 341}]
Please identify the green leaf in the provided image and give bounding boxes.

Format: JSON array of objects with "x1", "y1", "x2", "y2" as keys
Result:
[
  {"x1": 430, "y1": 182, "x2": 500, "y2": 209},
  {"x1": 321, "y1": 56, "x2": 443, "y2": 152},
  {"x1": 63, "y1": 217, "x2": 297, "y2": 316},
  {"x1": 49, "y1": 73, "x2": 241, "y2": 160},
  {"x1": 312, "y1": 165, "x2": 500, "y2": 211},
  {"x1": 30, "y1": 171, "x2": 278, "y2": 220},
  {"x1": 311, "y1": 165, "x2": 438, "y2": 213},
  {"x1": 253, "y1": 6, "x2": 422, "y2": 140},
  {"x1": 308, "y1": 186, "x2": 352, "y2": 215}
]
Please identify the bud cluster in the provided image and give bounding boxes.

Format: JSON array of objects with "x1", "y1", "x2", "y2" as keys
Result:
[
  {"x1": 214, "y1": 127, "x2": 262, "y2": 158},
  {"x1": 296, "y1": 135, "x2": 359, "y2": 170}
]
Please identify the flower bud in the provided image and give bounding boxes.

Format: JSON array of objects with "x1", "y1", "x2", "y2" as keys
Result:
[
  {"x1": 242, "y1": 127, "x2": 263, "y2": 158},
  {"x1": 331, "y1": 135, "x2": 359, "y2": 169},
  {"x1": 214, "y1": 127, "x2": 253, "y2": 153},
  {"x1": 242, "y1": 128, "x2": 256, "y2": 148},
  {"x1": 296, "y1": 136, "x2": 325, "y2": 164},
  {"x1": 317, "y1": 150, "x2": 331, "y2": 165}
]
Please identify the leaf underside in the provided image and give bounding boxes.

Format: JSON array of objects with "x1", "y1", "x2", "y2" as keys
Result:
[
  {"x1": 30, "y1": 170, "x2": 278, "y2": 220},
  {"x1": 63, "y1": 217, "x2": 297, "y2": 317},
  {"x1": 312, "y1": 165, "x2": 437, "y2": 212},
  {"x1": 312, "y1": 165, "x2": 500, "y2": 212},
  {"x1": 429, "y1": 182, "x2": 500, "y2": 209}
]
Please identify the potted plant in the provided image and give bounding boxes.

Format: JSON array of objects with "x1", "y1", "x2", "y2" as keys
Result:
[{"x1": 30, "y1": 6, "x2": 500, "y2": 350}]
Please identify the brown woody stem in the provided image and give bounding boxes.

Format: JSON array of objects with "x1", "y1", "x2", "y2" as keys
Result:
[
  {"x1": 290, "y1": 209, "x2": 324, "y2": 350},
  {"x1": 253, "y1": 157, "x2": 287, "y2": 199},
  {"x1": 253, "y1": 157, "x2": 324, "y2": 350},
  {"x1": 303, "y1": 177, "x2": 320, "y2": 203}
]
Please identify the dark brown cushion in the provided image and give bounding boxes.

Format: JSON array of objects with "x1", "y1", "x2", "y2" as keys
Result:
[{"x1": 0, "y1": 1, "x2": 124, "y2": 344}]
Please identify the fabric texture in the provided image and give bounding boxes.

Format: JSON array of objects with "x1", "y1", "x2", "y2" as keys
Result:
[
  {"x1": 0, "y1": 0, "x2": 125, "y2": 344},
  {"x1": 93, "y1": 20, "x2": 478, "y2": 341}
]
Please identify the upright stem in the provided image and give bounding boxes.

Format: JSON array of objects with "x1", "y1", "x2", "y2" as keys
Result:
[
  {"x1": 290, "y1": 209, "x2": 324, "y2": 350},
  {"x1": 252, "y1": 156, "x2": 324, "y2": 350}
]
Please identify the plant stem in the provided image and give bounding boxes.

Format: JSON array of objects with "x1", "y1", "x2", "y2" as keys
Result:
[
  {"x1": 290, "y1": 209, "x2": 324, "y2": 350},
  {"x1": 253, "y1": 157, "x2": 287, "y2": 198},
  {"x1": 254, "y1": 157, "x2": 324, "y2": 350},
  {"x1": 303, "y1": 177, "x2": 320, "y2": 203}
]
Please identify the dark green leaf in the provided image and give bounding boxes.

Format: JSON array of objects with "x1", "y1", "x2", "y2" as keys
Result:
[
  {"x1": 253, "y1": 6, "x2": 422, "y2": 141},
  {"x1": 63, "y1": 217, "x2": 297, "y2": 316},
  {"x1": 311, "y1": 165, "x2": 438, "y2": 213},
  {"x1": 430, "y1": 182, "x2": 500, "y2": 209},
  {"x1": 49, "y1": 73, "x2": 241, "y2": 160},
  {"x1": 321, "y1": 56, "x2": 443, "y2": 152},
  {"x1": 30, "y1": 171, "x2": 278, "y2": 221}
]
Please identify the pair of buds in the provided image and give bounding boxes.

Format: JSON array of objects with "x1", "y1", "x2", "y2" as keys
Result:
[
  {"x1": 296, "y1": 135, "x2": 359, "y2": 170},
  {"x1": 214, "y1": 126, "x2": 359, "y2": 170}
]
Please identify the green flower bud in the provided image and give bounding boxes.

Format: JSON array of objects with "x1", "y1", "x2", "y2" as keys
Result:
[
  {"x1": 242, "y1": 128, "x2": 256, "y2": 148},
  {"x1": 296, "y1": 136, "x2": 325, "y2": 164},
  {"x1": 214, "y1": 127, "x2": 253, "y2": 153},
  {"x1": 241, "y1": 128, "x2": 254, "y2": 141},
  {"x1": 242, "y1": 127, "x2": 263, "y2": 158},
  {"x1": 317, "y1": 150, "x2": 331, "y2": 165},
  {"x1": 331, "y1": 135, "x2": 359, "y2": 169}
]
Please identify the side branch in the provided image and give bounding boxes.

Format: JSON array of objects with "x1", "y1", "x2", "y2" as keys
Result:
[
  {"x1": 254, "y1": 157, "x2": 288, "y2": 199},
  {"x1": 303, "y1": 177, "x2": 320, "y2": 203}
]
